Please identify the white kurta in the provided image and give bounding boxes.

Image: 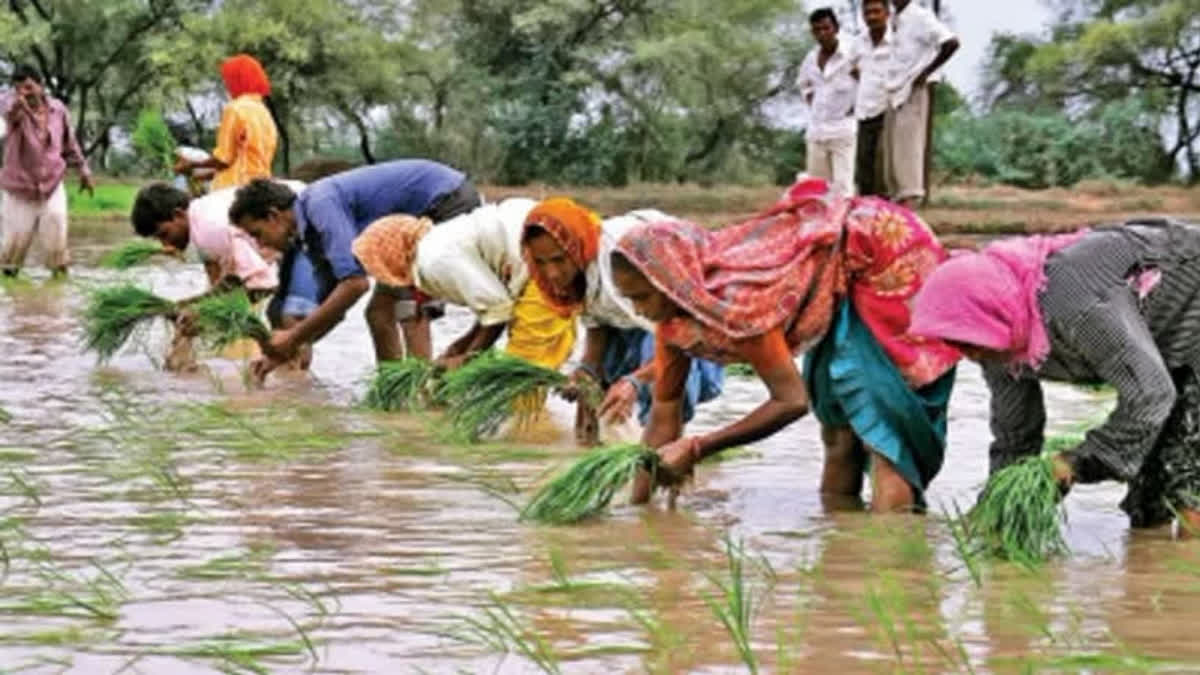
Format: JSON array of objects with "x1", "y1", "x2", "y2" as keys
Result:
[{"x1": 412, "y1": 198, "x2": 538, "y2": 326}]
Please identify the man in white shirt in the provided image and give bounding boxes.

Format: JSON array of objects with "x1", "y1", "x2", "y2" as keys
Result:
[
  {"x1": 884, "y1": 0, "x2": 959, "y2": 208},
  {"x1": 852, "y1": 0, "x2": 892, "y2": 197},
  {"x1": 799, "y1": 8, "x2": 858, "y2": 197}
]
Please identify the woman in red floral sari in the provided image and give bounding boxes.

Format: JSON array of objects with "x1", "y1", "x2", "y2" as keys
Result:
[{"x1": 611, "y1": 178, "x2": 959, "y2": 513}]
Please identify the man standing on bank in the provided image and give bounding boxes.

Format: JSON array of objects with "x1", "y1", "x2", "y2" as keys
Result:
[
  {"x1": 884, "y1": 0, "x2": 958, "y2": 209},
  {"x1": 799, "y1": 8, "x2": 858, "y2": 198},
  {"x1": 852, "y1": 0, "x2": 892, "y2": 198}
]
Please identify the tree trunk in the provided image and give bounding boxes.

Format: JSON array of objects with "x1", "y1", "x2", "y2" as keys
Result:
[
  {"x1": 354, "y1": 114, "x2": 376, "y2": 164},
  {"x1": 270, "y1": 96, "x2": 291, "y2": 175}
]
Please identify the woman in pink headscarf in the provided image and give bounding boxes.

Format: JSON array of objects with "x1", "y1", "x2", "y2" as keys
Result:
[{"x1": 911, "y1": 219, "x2": 1200, "y2": 537}]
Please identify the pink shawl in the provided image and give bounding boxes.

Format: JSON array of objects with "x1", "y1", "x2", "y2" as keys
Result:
[{"x1": 910, "y1": 230, "x2": 1089, "y2": 369}]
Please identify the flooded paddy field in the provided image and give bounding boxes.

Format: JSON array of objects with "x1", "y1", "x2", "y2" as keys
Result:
[{"x1": 1, "y1": 225, "x2": 1199, "y2": 674}]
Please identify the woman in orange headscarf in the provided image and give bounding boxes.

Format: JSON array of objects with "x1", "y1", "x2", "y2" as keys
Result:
[
  {"x1": 520, "y1": 198, "x2": 724, "y2": 444},
  {"x1": 176, "y1": 54, "x2": 279, "y2": 190}
]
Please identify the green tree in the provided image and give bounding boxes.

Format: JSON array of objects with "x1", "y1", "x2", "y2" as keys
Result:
[
  {"x1": 987, "y1": 0, "x2": 1200, "y2": 180},
  {"x1": 0, "y1": 0, "x2": 203, "y2": 162}
]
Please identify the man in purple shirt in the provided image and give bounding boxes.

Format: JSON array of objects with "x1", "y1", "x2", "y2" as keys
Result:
[
  {"x1": 229, "y1": 159, "x2": 480, "y2": 380},
  {"x1": 0, "y1": 64, "x2": 94, "y2": 277}
]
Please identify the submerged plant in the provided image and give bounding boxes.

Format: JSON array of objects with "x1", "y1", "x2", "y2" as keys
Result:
[
  {"x1": 363, "y1": 358, "x2": 439, "y2": 411},
  {"x1": 968, "y1": 453, "x2": 1067, "y2": 564},
  {"x1": 82, "y1": 284, "x2": 176, "y2": 361},
  {"x1": 440, "y1": 351, "x2": 598, "y2": 442},
  {"x1": 520, "y1": 444, "x2": 659, "y2": 525},
  {"x1": 99, "y1": 240, "x2": 166, "y2": 269}
]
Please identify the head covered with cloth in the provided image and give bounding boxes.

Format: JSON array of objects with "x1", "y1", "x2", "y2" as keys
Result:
[
  {"x1": 910, "y1": 230, "x2": 1089, "y2": 369},
  {"x1": 221, "y1": 54, "x2": 271, "y2": 98},
  {"x1": 520, "y1": 197, "x2": 603, "y2": 317},
  {"x1": 610, "y1": 177, "x2": 959, "y2": 512}
]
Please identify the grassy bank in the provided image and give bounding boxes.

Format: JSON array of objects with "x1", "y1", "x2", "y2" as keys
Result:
[
  {"x1": 67, "y1": 181, "x2": 140, "y2": 218},
  {"x1": 71, "y1": 177, "x2": 1200, "y2": 238}
]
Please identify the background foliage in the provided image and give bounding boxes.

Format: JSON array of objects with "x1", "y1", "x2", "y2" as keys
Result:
[{"x1": 0, "y1": 0, "x2": 1195, "y2": 186}]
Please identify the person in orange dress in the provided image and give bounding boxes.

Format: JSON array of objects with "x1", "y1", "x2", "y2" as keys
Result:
[{"x1": 175, "y1": 54, "x2": 278, "y2": 190}]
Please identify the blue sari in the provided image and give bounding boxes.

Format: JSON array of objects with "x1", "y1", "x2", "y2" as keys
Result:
[
  {"x1": 803, "y1": 301, "x2": 955, "y2": 504},
  {"x1": 600, "y1": 327, "x2": 724, "y2": 425}
]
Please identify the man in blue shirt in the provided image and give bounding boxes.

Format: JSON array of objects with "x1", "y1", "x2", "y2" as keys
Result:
[{"x1": 229, "y1": 159, "x2": 480, "y2": 381}]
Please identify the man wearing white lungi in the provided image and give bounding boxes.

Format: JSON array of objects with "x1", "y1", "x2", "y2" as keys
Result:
[
  {"x1": 884, "y1": 0, "x2": 958, "y2": 208},
  {"x1": 0, "y1": 64, "x2": 94, "y2": 278}
]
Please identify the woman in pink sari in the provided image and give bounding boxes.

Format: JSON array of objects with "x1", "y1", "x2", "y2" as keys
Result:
[{"x1": 612, "y1": 178, "x2": 959, "y2": 512}]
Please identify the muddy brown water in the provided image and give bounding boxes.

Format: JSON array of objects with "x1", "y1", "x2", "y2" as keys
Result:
[{"x1": 1, "y1": 228, "x2": 1199, "y2": 674}]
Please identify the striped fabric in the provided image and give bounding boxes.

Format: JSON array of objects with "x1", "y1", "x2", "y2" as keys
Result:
[{"x1": 984, "y1": 219, "x2": 1200, "y2": 484}]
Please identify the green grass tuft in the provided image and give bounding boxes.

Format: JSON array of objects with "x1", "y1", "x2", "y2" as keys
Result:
[
  {"x1": 364, "y1": 358, "x2": 440, "y2": 412},
  {"x1": 968, "y1": 454, "x2": 1067, "y2": 564},
  {"x1": 99, "y1": 239, "x2": 166, "y2": 269},
  {"x1": 520, "y1": 443, "x2": 659, "y2": 524},
  {"x1": 81, "y1": 284, "x2": 176, "y2": 361}
]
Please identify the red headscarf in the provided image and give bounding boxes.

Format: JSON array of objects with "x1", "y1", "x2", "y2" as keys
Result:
[
  {"x1": 522, "y1": 198, "x2": 603, "y2": 317},
  {"x1": 221, "y1": 54, "x2": 271, "y2": 98}
]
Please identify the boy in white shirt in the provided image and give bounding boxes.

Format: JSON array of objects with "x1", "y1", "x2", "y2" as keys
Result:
[
  {"x1": 798, "y1": 7, "x2": 858, "y2": 197},
  {"x1": 884, "y1": 0, "x2": 959, "y2": 208}
]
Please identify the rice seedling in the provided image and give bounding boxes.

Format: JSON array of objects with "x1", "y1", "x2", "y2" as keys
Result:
[
  {"x1": 159, "y1": 633, "x2": 312, "y2": 673},
  {"x1": 451, "y1": 592, "x2": 561, "y2": 675},
  {"x1": 176, "y1": 543, "x2": 276, "y2": 581},
  {"x1": 519, "y1": 444, "x2": 660, "y2": 525},
  {"x1": 504, "y1": 550, "x2": 643, "y2": 609},
  {"x1": 944, "y1": 501, "x2": 982, "y2": 588},
  {"x1": 82, "y1": 284, "x2": 175, "y2": 361},
  {"x1": 440, "y1": 350, "x2": 600, "y2": 442},
  {"x1": 0, "y1": 559, "x2": 129, "y2": 622},
  {"x1": 725, "y1": 362, "x2": 756, "y2": 377},
  {"x1": 188, "y1": 289, "x2": 271, "y2": 351},
  {"x1": 0, "y1": 407, "x2": 10, "y2": 423},
  {"x1": 363, "y1": 358, "x2": 439, "y2": 411},
  {"x1": 99, "y1": 239, "x2": 166, "y2": 269},
  {"x1": 702, "y1": 537, "x2": 764, "y2": 673},
  {"x1": 968, "y1": 453, "x2": 1068, "y2": 564}
]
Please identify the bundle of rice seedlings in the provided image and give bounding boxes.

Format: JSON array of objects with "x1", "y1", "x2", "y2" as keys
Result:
[
  {"x1": 968, "y1": 453, "x2": 1068, "y2": 563},
  {"x1": 364, "y1": 358, "x2": 439, "y2": 411},
  {"x1": 520, "y1": 443, "x2": 660, "y2": 524},
  {"x1": 440, "y1": 351, "x2": 599, "y2": 442},
  {"x1": 99, "y1": 240, "x2": 166, "y2": 269},
  {"x1": 188, "y1": 289, "x2": 271, "y2": 351},
  {"x1": 82, "y1": 284, "x2": 176, "y2": 361}
]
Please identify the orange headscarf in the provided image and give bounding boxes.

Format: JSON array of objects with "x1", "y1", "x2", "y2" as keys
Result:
[
  {"x1": 221, "y1": 54, "x2": 271, "y2": 98},
  {"x1": 522, "y1": 198, "x2": 603, "y2": 317}
]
